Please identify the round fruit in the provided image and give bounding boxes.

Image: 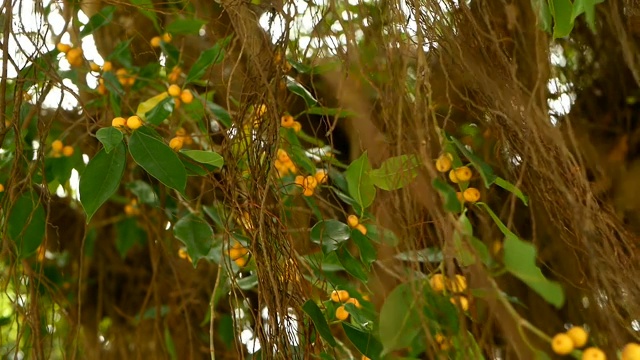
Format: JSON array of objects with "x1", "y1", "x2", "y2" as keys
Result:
[
  {"x1": 330, "y1": 290, "x2": 350, "y2": 303},
  {"x1": 229, "y1": 247, "x2": 248, "y2": 261},
  {"x1": 315, "y1": 169, "x2": 328, "y2": 184},
  {"x1": 430, "y1": 274, "x2": 445, "y2": 292},
  {"x1": 304, "y1": 175, "x2": 318, "y2": 189},
  {"x1": 126, "y1": 116, "x2": 143, "y2": 130},
  {"x1": 335, "y1": 306, "x2": 349, "y2": 321},
  {"x1": 346, "y1": 298, "x2": 362, "y2": 308},
  {"x1": 89, "y1": 62, "x2": 101, "y2": 72},
  {"x1": 622, "y1": 343, "x2": 640, "y2": 360},
  {"x1": 292, "y1": 121, "x2": 302, "y2": 132},
  {"x1": 102, "y1": 61, "x2": 113, "y2": 72},
  {"x1": 169, "y1": 137, "x2": 184, "y2": 151},
  {"x1": 62, "y1": 146, "x2": 74, "y2": 157},
  {"x1": 51, "y1": 140, "x2": 64, "y2": 152},
  {"x1": 56, "y1": 43, "x2": 71, "y2": 53},
  {"x1": 449, "y1": 296, "x2": 469, "y2": 311},
  {"x1": 180, "y1": 89, "x2": 194, "y2": 104},
  {"x1": 112, "y1": 117, "x2": 126, "y2": 129},
  {"x1": 294, "y1": 175, "x2": 305, "y2": 187},
  {"x1": 581, "y1": 347, "x2": 605, "y2": 360},
  {"x1": 347, "y1": 215, "x2": 359, "y2": 228},
  {"x1": 281, "y1": 114, "x2": 294, "y2": 128},
  {"x1": 168, "y1": 84, "x2": 181, "y2": 97},
  {"x1": 454, "y1": 166, "x2": 472, "y2": 182},
  {"x1": 450, "y1": 274, "x2": 467, "y2": 292},
  {"x1": 551, "y1": 333, "x2": 574, "y2": 355},
  {"x1": 355, "y1": 224, "x2": 367, "y2": 236},
  {"x1": 150, "y1": 36, "x2": 161, "y2": 47},
  {"x1": 303, "y1": 187, "x2": 314, "y2": 197},
  {"x1": 566, "y1": 326, "x2": 588, "y2": 348},
  {"x1": 162, "y1": 33, "x2": 172, "y2": 43},
  {"x1": 435, "y1": 154, "x2": 452, "y2": 172},
  {"x1": 463, "y1": 187, "x2": 481, "y2": 203},
  {"x1": 449, "y1": 169, "x2": 460, "y2": 183},
  {"x1": 0, "y1": 184, "x2": 4, "y2": 193},
  {"x1": 277, "y1": 149, "x2": 290, "y2": 163},
  {"x1": 235, "y1": 257, "x2": 247, "y2": 267}
]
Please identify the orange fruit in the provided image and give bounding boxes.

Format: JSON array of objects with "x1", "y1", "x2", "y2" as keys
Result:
[
  {"x1": 330, "y1": 290, "x2": 350, "y2": 303},
  {"x1": 551, "y1": 333, "x2": 574, "y2": 355}
]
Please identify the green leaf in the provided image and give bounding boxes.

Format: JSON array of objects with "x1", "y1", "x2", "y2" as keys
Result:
[
  {"x1": 102, "y1": 71, "x2": 125, "y2": 96},
  {"x1": 116, "y1": 217, "x2": 146, "y2": 258},
  {"x1": 369, "y1": 155, "x2": 419, "y2": 191},
  {"x1": 450, "y1": 137, "x2": 497, "y2": 187},
  {"x1": 207, "y1": 101, "x2": 232, "y2": 128},
  {"x1": 531, "y1": 0, "x2": 553, "y2": 32},
  {"x1": 395, "y1": 248, "x2": 443, "y2": 263},
  {"x1": 173, "y1": 213, "x2": 214, "y2": 267},
  {"x1": 494, "y1": 177, "x2": 529, "y2": 205},
  {"x1": 107, "y1": 39, "x2": 134, "y2": 69},
  {"x1": 336, "y1": 247, "x2": 368, "y2": 282},
  {"x1": 452, "y1": 212, "x2": 476, "y2": 266},
  {"x1": 432, "y1": 178, "x2": 462, "y2": 213},
  {"x1": 478, "y1": 203, "x2": 565, "y2": 308},
  {"x1": 550, "y1": 0, "x2": 574, "y2": 38},
  {"x1": 301, "y1": 300, "x2": 337, "y2": 347},
  {"x1": 378, "y1": 282, "x2": 422, "y2": 356},
  {"x1": 343, "y1": 323, "x2": 383, "y2": 360},
  {"x1": 96, "y1": 127, "x2": 123, "y2": 153},
  {"x1": 185, "y1": 36, "x2": 230, "y2": 84},
  {"x1": 165, "y1": 18, "x2": 207, "y2": 35},
  {"x1": 130, "y1": 0, "x2": 160, "y2": 31},
  {"x1": 80, "y1": 6, "x2": 115, "y2": 37},
  {"x1": 571, "y1": 0, "x2": 603, "y2": 32},
  {"x1": 345, "y1": 151, "x2": 376, "y2": 211},
  {"x1": 8, "y1": 192, "x2": 45, "y2": 259},
  {"x1": 79, "y1": 142, "x2": 126, "y2": 222},
  {"x1": 128, "y1": 129, "x2": 187, "y2": 193},
  {"x1": 144, "y1": 96, "x2": 174, "y2": 125},
  {"x1": 367, "y1": 225, "x2": 399, "y2": 247},
  {"x1": 310, "y1": 220, "x2": 351, "y2": 254},
  {"x1": 126, "y1": 180, "x2": 159, "y2": 206},
  {"x1": 160, "y1": 42, "x2": 181, "y2": 69},
  {"x1": 351, "y1": 229, "x2": 377, "y2": 266},
  {"x1": 285, "y1": 76, "x2": 318, "y2": 106},
  {"x1": 164, "y1": 327, "x2": 177, "y2": 360},
  {"x1": 180, "y1": 150, "x2": 224, "y2": 168},
  {"x1": 304, "y1": 106, "x2": 355, "y2": 118}
]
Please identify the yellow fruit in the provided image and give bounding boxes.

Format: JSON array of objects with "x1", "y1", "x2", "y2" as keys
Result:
[
  {"x1": 292, "y1": 121, "x2": 302, "y2": 132},
  {"x1": 62, "y1": 146, "x2": 74, "y2": 157},
  {"x1": 56, "y1": 43, "x2": 71, "y2": 53},
  {"x1": 277, "y1": 149, "x2": 290, "y2": 163},
  {"x1": 112, "y1": 117, "x2": 126, "y2": 129},
  {"x1": 127, "y1": 76, "x2": 136, "y2": 87},
  {"x1": 449, "y1": 169, "x2": 460, "y2": 183},
  {"x1": 622, "y1": 343, "x2": 640, "y2": 360},
  {"x1": 150, "y1": 36, "x2": 161, "y2": 47},
  {"x1": 492, "y1": 240, "x2": 502, "y2": 255},
  {"x1": 581, "y1": 347, "x2": 605, "y2": 360},
  {"x1": 449, "y1": 296, "x2": 469, "y2": 311},
  {"x1": 435, "y1": 154, "x2": 452, "y2": 172},
  {"x1": 456, "y1": 191, "x2": 465, "y2": 203},
  {"x1": 315, "y1": 169, "x2": 328, "y2": 184},
  {"x1": 304, "y1": 175, "x2": 318, "y2": 189},
  {"x1": 281, "y1": 114, "x2": 294, "y2": 128},
  {"x1": 335, "y1": 306, "x2": 349, "y2": 321},
  {"x1": 0, "y1": 183, "x2": 4, "y2": 192},
  {"x1": 124, "y1": 204, "x2": 139, "y2": 216},
  {"x1": 175, "y1": 128, "x2": 187, "y2": 137},
  {"x1": 168, "y1": 67, "x2": 181, "y2": 83},
  {"x1": 162, "y1": 32, "x2": 172, "y2": 43},
  {"x1": 330, "y1": 290, "x2": 350, "y2": 303},
  {"x1": 235, "y1": 257, "x2": 247, "y2": 267},
  {"x1": 347, "y1": 215, "x2": 359, "y2": 228},
  {"x1": 255, "y1": 104, "x2": 267, "y2": 118},
  {"x1": 294, "y1": 175, "x2": 305, "y2": 187},
  {"x1": 51, "y1": 140, "x2": 64, "y2": 152},
  {"x1": 345, "y1": 298, "x2": 362, "y2": 308},
  {"x1": 463, "y1": 187, "x2": 481, "y2": 203},
  {"x1": 66, "y1": 48, "x2": 83, "y2": 67},
  {"x1": 102, "y1": 61, "x2": 113, "y2": 72},
  {"x1": 174, "y1": 98, "x2": 181, "y2": 109},
  {"x1": 180, "y1": 89, "x2": 194, "y2": 104},
  {"x1": 169, "y1": 137, "x2": 184, "y2": 151},
  {"x1": 126, "y1": 116, "x2": 143, "y2": 130},
  {"x1": 430, "y1": 274, "x2": 445, "y2": 292},
  {"x1": 435, "y1": 333, "x2": 451, "y2": 351},
  {"x1": 566, "y1": 326, "x2": 588, "y2": 348},
  {"x1": 551, "y1": 333, "x2": 574, "y2": 355},
  {"x1": 302, "y1": 187, "x2": 314, "y2": 196},
  {"x1": 168, "y1": 84, "x2": 181, "y2": 97},
  {"x1": 89, "y1": 62, "x2": 101, "y2": 72},
  {"x1": 454, "y1": 166, "x2": 472, "y2": 182},
  {"x1": 97, "y1": 84, "x2": 108, "y2": 95},
  {"x1": 449, "y1": 274, "x2": 467, "y2": 292},
  {"x1": 362, "y1": 356, "x2": 371, "y2": 360},
  {"x1": 356, "y1": 224, "x2": 367, "y2": 236},
  {"x1": 229, "y1": 247, "x2": 248, "y2": 261}
]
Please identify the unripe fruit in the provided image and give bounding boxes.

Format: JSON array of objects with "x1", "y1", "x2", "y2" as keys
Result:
[
  {"x1": 335, "y1": 306, "x2": 349, "y2": 321},
  {"x1": 622, "y1": 343, "x2": 640, "y2": 360},
  {"x1": 281, "y1": 114, "x2": 294, "y2": 128},
  {"x1": 62, "y1": 145, "x2": 74, "y2": 157},
  {"x1": 292, "y1": 121, "x2": 302, "y2": 132},
  {"x1": 180, "y1": 89, "x2": 194, "y2": 104},
  {"x1": 112, "y1": 117, "x2": 126, "y2": 128},
  {"x1": 454, "y1": 166, "x2": 472, "y2": 182},
  {"x1": 150, "y1": 36, "x2": 161, "y2": 47},
  {"x1": 51, "y1": 140, "x2": 64, "y2": 152},
  {"x1": 551, "y1": 333, "x2": 574, "y2": 355},
  {"x1": 169, "y1": 137, "x2": 184, "y2": 151},
  {"x1": 430, "y1": 274, "x2": 445, "y2": 292},
  {"x1": 56, "y1": 43, "x2": 71, "y2": 53},
  {"x1": 161, "y1": 33, "x2": 172, "y2": 43},
  {"x1": 435, "y1": 154, "x2": 452, "y2": 172},
  {"x1": 347, "y1": 215, "x2": 359, "y2": 228},
  {"x1": 102, "y1": 61, "x2": 113, "y2": 72},
  {"x1": 330, "y1": 290, "x2": 350, "y2": 303},
  {"x1": 126, "y1": 116, "x2": 143, "y2": 130},
  {"x1": 355, "y1": 224, "x2": 367, "y2": 236},
  {"x1": 581, "y1": 347, "x2": 605, "y2": 360},
  {"x1": 566, "y1": 326, "x2": 588, "y2": 348},
  {"x1": 168, "y1": 84, "x2": 181, "y2": 97},
  {"x1": 463, "y1": 187, "x2": 481, "y2": 203}
]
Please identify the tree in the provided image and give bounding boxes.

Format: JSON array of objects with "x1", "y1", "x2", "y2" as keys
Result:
[{"x1": 0, "y1": 0, "x2": 637, "y2": 359}]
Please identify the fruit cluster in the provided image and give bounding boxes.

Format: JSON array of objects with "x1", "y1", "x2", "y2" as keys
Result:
[
  {"x1": 167, "y1": 84, "x2": 194, "y2": 109},
  {"x1": 150, "y1": 33, "x2": 172, "y2": 48},
  {"x1": 280, "y1": 114, "x2": 302, "y2": 132},
  {"x1": 51, "y1": 140, "x2": 74, "y2": 157},
  {"x1": 228, "y1": 241, "x2": 250, "y2": 267},
  {"x1": 112, "y1": 116, "x2": 143, "y2": 131},
  {"x1": 57, "y1": 43, "x2": 84, "y2": 68},
  {"x1": 347, "y1": 215, "x2": 367, "y2": 236},
  {"x1": 124, "y1": 199, "x2": 140, "y2": 217},
  {"x1": 169, "y1": 128, "x2": 193, "y2": 151},
  {"x1": 329, "y1": 289, "x2": 363, "y2": 321},
  {"x1": 276, "y1": 149, "x2": 297, "y2": 178},
  {"x1": 435, "y1": 153, "x2": 481, "y2": 203},
  {"x1": 429, "y1": 273, "x2": 470, "y2": 311}
]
